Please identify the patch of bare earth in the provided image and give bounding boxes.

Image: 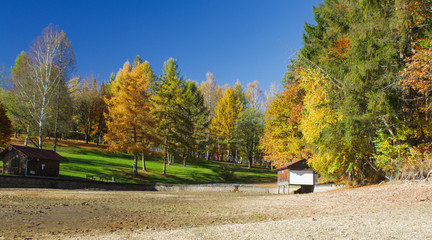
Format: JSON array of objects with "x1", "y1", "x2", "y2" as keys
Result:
[{"x1": 0, "y1": 182, "x2": 431, "y2": 239}]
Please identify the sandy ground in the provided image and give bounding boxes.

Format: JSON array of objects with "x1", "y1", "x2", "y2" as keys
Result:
[{"x1": 0, "y1": 182, "x2": 431, "y2": 239}]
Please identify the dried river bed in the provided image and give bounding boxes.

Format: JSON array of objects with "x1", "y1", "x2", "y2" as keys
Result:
[{"x1": 0, "y1": 182, "x2": 431, "y2": 239}]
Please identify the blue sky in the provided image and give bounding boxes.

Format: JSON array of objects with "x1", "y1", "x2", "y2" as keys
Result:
[{"x1": 0, "y1": 0, "x2": 319, "y2": 92}]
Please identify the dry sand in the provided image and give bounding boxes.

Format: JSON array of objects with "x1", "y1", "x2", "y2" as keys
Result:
[{"x1": 1, "y1": 182, "x2": 431, "y2": 239}]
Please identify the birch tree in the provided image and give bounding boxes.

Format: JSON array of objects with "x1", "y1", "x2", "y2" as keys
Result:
[
  {"x1": 199, "y1": 72, "x2": 222, "y2": 160},
  {"x1": 21, "y1": 24, "x2": 75, "y2": 149},
  {"x1": 200, "y1": 73, "x2": 222, "y2": 119},
  {"x1": 245, "y1": 80, "x2": 263, "y2": 109}
]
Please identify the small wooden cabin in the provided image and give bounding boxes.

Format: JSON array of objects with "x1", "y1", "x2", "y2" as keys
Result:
[
  {"x1": 275, "y1": 158, "x2": 318, "y2": 194},
  {"x1": 0, "y1": 145, "x2": 68, "y2": 178}
]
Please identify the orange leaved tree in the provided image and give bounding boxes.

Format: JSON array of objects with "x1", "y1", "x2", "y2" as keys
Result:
[
  {"x1": 0, "y1": 103, "x2": 12, "y2": 149},
  {"x1": 104, "y1": 59, "x2": 157, "y2": 179}
]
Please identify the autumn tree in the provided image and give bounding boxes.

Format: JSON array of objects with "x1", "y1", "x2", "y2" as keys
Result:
[
  {"x1": 297, "y1": 68, "x2": 343, "y2": 179},
  {"x1": 105, "y1": 60, "x2": 156, "y2": 178},
  {"x1": 263, "y1": 83, "x2": 279, "y2": 111},
  {"x1": 91, "y1": 82, "x2": 109, "y2": 145},
  {"x1": 76, "y1": 76, "x2": 99, "y2": 144},
  {"x1": 245, "y1": 80, "x2": 263, "y2": 109},
  {"x1": 210, "y1": 87, "x2": 243, "y2": 161},
  {"x1": 199, "y1": 72, "x2": 223, "y2": 160},
  {"x1": 260, "y1": 73, "x2": 306, "y2": 168},
  {"x1": 279, "y1": 0, "x2": 432, "y2": 182},
  {"x1": 200, "y1": 73, "x2": 222, "y2": 119},
  {"x1": 383, "y1": 36, "x2": 432, "y2": 179},
  {"x1": 399, "y1": 39, "x2": 432, "y2": 141},
  {"x1": 0, "y1": 103, "x2": 12, "y2": 149}
]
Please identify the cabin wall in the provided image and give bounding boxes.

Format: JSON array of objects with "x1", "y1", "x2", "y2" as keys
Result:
[
  {"x1": 27, "y1": 159, "x2": 60, "y2": 177},
  {"x1": 277, "y1": 169, "x2": 289, "y2": 185},
  {"x1": 2, "y1": 149, "x2": 61, "y2": 177},
  {"x1": 289, "y1": 169, "x2": 315, "y2": 185},
  {"x1": 3, "y1": 150, "x2": 27, "y2": 175}
]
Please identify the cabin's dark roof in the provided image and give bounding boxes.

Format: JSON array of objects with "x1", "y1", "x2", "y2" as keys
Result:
[
  {"x1": 0, "y1": 145, "x2": 68, "y2": 162},
  {"x1": 275, "y1": 158, "x2": 309, "y2": 171}
]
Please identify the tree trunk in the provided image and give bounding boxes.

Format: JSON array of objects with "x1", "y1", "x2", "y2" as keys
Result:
[
  {"x1": 183, "y1": 156, "x2": 186, "y2": 167},
  {"x1": 24, "y1": 134, "x2": 29, "y2": 146},
  {"x1": 205, "y1": 131, "x2": 210, "y2": 160},
  {"x1": 252, "y1": 130, "x2": 256, "y2": 167},
  {"x1": 53, "y1": 96, "x2": 60, "y2": 151},
  {"x1": 235, "y1": 147, "x2": 238, "y2": 166},
  {"x1": 38, "y1": 126, "x2": 43, "y2": 149},
  {"x1": 53, "y1": 81, "x2": 62, "y2": 151},
  {"x1": 142, "y1": 150, "x2": 146, "y2": 171},
  {"x1": 248, "y1": 156, "x2": 252, "y2": 169},
  {"x1": 163, "y1": 153, "x2": 167, "y2": 175},
  {"x1": 217, "y1": 142, "x2": 220, "y2": 160},
  {"x1": 24, "y1": 125, "x2": 30, "y2": 146},
  {"x1": 168, "y1": 153, "x2": 174, "y2": 165},
  {"x1": 227, "y1": 149, "x2": 230, "y2": 162},
  {"x1": 163, "y1": 137, "x2": 167, "y2": 175},
  {"x1": 38, "y1": 117, "x2": 43, "y2": 149},
  {"x1": 38, "y1": 94, "x2": 47, "y2": 149},
  {"x1": 133, "y1": 154, "x2": 138, "y2": 179},
  {"x1": 85, "y1": 129, "x2": 89, "y2": 144}
]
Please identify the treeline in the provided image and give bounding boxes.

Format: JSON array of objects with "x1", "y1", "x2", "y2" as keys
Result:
[
  {"x1": 0, "y1": 25, "x2": 268, "y2": 178},
  {"x1": 261, "y1": 0, "x2": 432, "y2": 183},
  {"x1": 3, "y1": 0, "x2": 432, "y2": 183}
]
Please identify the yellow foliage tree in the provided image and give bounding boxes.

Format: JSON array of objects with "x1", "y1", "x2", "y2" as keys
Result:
[
  {"x1": 0, "y1": 103, "x2": 12, "y2": 149},
  {"x1": 299, "y1": 68, "x2": 338, "y2": 143},
  {"x1": 210, "y1": 88, "x2": 243, "y2": 160},
  {"x1": 104, "y1": 60, "x2": 157, "y2": 178},
  {"x1": 298, "y1": 67, "x2": 347, "y2": 180},
  {"x1": 260, "y1": 75, "x2": 307, "y2": 168}
]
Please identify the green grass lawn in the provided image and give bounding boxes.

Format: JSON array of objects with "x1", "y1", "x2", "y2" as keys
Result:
[{"x1": 54, "y1": 144, "x2": 276, "y2": 184}]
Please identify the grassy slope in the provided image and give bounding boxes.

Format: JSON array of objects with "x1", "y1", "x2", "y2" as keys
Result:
[{"x1": 12, "y1": 138, "x2": 276, "y2": 184}]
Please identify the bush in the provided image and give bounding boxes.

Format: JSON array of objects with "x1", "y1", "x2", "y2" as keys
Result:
[{"x1": 214, "y1": 164, "x2": 237, "y2": 181}]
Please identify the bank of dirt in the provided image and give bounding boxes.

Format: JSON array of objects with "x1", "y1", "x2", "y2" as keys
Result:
[{"x1": 1, "y1": 182, "x2": 431, "y2": 239}]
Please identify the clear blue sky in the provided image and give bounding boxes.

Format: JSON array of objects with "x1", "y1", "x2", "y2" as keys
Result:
[{"x1": 0, "y1": 0, "x2": 319, "y2": 91}]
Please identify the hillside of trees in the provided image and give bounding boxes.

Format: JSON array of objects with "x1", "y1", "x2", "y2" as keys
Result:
[
  {"x1": 1, "y1": 0, "x2": 432, "y2": 184},
  {"x1": 0, "y1": 25, "x2": 267, "y2": 178},
  {"x1": 261, "y1": 0, "x2": 432, "y2": 183}
]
